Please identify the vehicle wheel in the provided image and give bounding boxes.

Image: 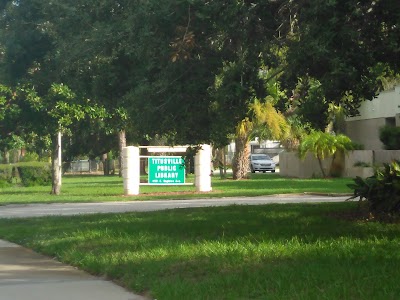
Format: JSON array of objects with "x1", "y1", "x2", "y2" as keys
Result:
[
  {"x1": 251, "y1": 166, "x2": 255, "y2": 173},
  {"x1": 271, "y1": 170, "x2": 276, "y2": 173},
  {"x1": 262, "y1": 171, "x2": 266, "y2": 173}
]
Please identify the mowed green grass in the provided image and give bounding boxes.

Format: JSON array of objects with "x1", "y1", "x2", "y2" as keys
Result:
[
  {"x1": 0, "y1": 202, "x2": 399, "y2": 299},
  {"x1": 0, "y1": 173, "x2": 352, "y2": 204}
]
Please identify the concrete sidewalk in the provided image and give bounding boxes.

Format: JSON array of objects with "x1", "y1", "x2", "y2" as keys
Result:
[{"x1": 0, "y1": 240, "x2": 147, "y2": 300}]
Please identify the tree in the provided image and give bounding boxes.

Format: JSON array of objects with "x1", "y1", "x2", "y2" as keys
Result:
[
  {"x1": 298, "y1": 131, "x2": 353, "y2": 178},
  {"x1": 40, "y1": 0, "x2": 136, "y2": 173},
  {"x1": 283, "y1": 0, "x2": 400, "y2": 116},
  {"x1": 0, "y1": 0, "x2": 61, "y2": 191},
  {"x1": 230, "y1": 66, "x2": 290, "y2": 180},
  {"x1": 232, "y1": 98, "x2": 289, "y2": 180},
  {"x1": 122, "y1": 0, "x2": 288, "y2": 148},
  {"x1": 1, "y1": 0, "x2": 290, "y2": 152},
  {"x1": 0, "y1": 0, "x2": 114, "y2": 192},
  {"x1": 15, "y1": 84, "x2": 107, "y2": 194},
  {"x1": 232, "y1": 118, "x2": 253, "y2": 180},
  {"x1": 0, "y1": 85, "x2": 22, "y2": 162},
  {"x1": 290, "y1": 78, "x2": 330, "y2": 131},
  {"x1": 44, "y1": 0, "x2": 226, "y2": 161}
]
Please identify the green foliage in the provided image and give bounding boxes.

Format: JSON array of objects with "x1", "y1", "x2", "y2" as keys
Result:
[
  {"x1": 0, "y1": 85, "x2": 24, "y2": 152},
  {"x1": 280, "y1": 116, "x2": 312, "y2": 151},
  {"x1": 295, "y1": 78, "x2": 330, "y2": 131},
  {"x1": 351, "y1": 142, "x2": 365, "y2": 150},
  {"x1": 0, "y1": 180, "x2": 10, "y2": 188},
  {"x1": 0, "y1": 84, "x2": 13, "y2": 121},
  {"x1": 379, "y1": 126, "x2": 400, "y2": 150},
  {"x1": 249, "y1": 98, "x2": 289, "y2": 141},
  {"x1": 20, "y1": 152, "x2": 40, "y2": 162},
  {"x1": 285, "y1": 0, "x2": 400, "y2": 116},
  {"x1": 19, "y1": 84, "x2": 105, "y2": 134},
  {"x1": 16, "y1": 162, "x2": 52, "y2": 187},
  {"x1": 299, "y1": 131, "x2": 354, "y2": 177},
  {"x1": 299, "y1": 132, "x2": 353, "y2": 161},
  {"x1": 0, "y1": 164, "x2": 13, "y2": 184},
  {"x1": 353, "y1": 161, "x2": 372, "y2": 168},
  {"x1": 348, "y1": 160, "x2": 400, "y2": 216},
  {"x1": 1, "y1": 0, "x2": 399, "y2": 165}
]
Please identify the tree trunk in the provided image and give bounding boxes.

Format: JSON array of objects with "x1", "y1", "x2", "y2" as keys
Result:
[
  {"x1": 51, "y1": 132, "x2": 62, "y2": 195},
  {"x1": 232, "y1": 136, "x2": 250, "y2": 180},
  {"x1": 329, "y1": 150, "x2": 345, "y2": 177},
  {"x1": 215, "y1": 148, "x2": 225, "y2": 179},
  {"x1": 102, "y1": 153, "x2": 109, "y2": 175},
  {"x1": 118, "y1": 130, "x2": 126, "y2": 177},
  {"x1": 3, "y1": 149, "x2": 9, "y2": 164},
  {"x1": 317, "y1": 155, "x2": 326, "y2": 178},
  {"x1": 223, "y1": 146, "x2": 227, "y2": 177}
]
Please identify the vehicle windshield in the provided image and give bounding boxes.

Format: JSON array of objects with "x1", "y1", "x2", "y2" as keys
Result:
[{"x1": 251, "y1": 155, "x2": 271, "y2": 161}]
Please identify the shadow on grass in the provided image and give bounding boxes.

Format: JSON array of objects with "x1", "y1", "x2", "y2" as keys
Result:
[
  {"x1": 1, "y1": 202, "x2": 399, "y2": 299},
  {"x1": 0, "y1": 190, "x2": 51, "y2": 195},
  {"x1": 2, "y1": 202, "x2": 399, "y2": 253}
]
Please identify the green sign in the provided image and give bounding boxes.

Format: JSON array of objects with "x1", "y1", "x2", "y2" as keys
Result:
[{"x1": 148, "y1": 156, "x2": 185, "y2": 184}]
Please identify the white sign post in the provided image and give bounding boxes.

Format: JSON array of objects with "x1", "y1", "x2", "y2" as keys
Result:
[
  {"x1": 122, "y1": 144, "x2": 212, "y2": 195},
  {"x1": 195, "y1": 144, "x2": 212, "y2": 192},
  {"x1": 122, "y1": 146, "x2": 140, "y2": 195}
]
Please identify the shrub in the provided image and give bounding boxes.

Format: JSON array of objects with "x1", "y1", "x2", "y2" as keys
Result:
[
  {"x1": 351, "y1": 142, "x2": 365, "y2": 150},
  {"x1": 16, "y1": 162, "x2": 52, "y2": 187},
  {"x1": 20, "y1": 152, "x2": 40, "y2": 162},
  {"x1": 353, "y1": 161, "x2": 371, "y2": 167},
  {"x1": 0, "y1": 179, "x2": 10, "y2": 188},
  {"x1": 379, "y1": 126, "x2": 400, "y2": 149},
  {"x1": 0, "y1": 164, "x2": 14, "y2": 184},
  {"x1": 348, "y1": 160, "x2": 400, "y2": 216}
]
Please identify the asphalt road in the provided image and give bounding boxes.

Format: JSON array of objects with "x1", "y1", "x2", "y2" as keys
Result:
[{"x1": 0, "y1": 194, "x2": 351, "y2": 219}]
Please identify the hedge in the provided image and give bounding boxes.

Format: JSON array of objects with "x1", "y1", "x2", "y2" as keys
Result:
[
  {"x1": 15, "y1": 162, "x2": 52, "y2": 187},
  {"x1": 0, "y1": 164, "x2": 14, "y2": 187}
]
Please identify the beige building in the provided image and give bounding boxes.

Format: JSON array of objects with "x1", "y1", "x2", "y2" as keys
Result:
[{"x1": 346, "y1": 85, "x2": 400, "y2": 150}]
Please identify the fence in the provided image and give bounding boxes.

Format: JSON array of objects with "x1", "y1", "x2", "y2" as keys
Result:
[
  {"x1": 279, "y1": 150, "x2": 400, "y2": 178},
  {"x1": 64, "y1": 159, "x2": 120, "y2": 174}
]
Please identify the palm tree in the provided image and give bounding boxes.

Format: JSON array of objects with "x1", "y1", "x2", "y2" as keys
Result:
[
  {"x1": 232, "y1": 98, "x2": 289, "y2": 179},
  {"x1": 298, "y1": 131, "x2": 353, "y2": 177},
  {"x1": 232, "y1": 118, "x2": 253, "y2": 180},
  {"x1": 280, "y1": 116, "x2": 310, "y2": 151}
]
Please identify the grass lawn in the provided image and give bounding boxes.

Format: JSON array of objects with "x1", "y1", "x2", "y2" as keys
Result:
[
  {"x1": 0, "y1": 173, "x2": 353, "y2": 205},
  {"x1": 0, "y1": 202, "x2": 399, "y2": 299}
]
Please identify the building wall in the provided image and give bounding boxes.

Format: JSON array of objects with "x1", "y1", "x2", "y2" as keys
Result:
[
  {"x1": 346, "y1": 118, "x2": 386, "y2": 150},
  {"x1": 279, "y1": 150, "x2": 399, "y2": 179},
  {"x1": 279, "y1": 151, "x2": 331, "y2": 178},
  {"x1": 348, "y1": 85, "x2": 400, "y2": 121},
  {"x1": 374, "y1": 150, "x2": 400, "y2": 165},
  {"x1": 346, "y1": 85, "x2": 400, "y2": 150}
]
